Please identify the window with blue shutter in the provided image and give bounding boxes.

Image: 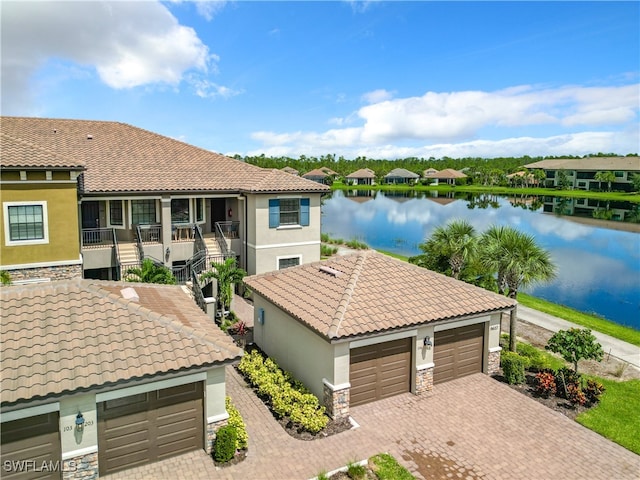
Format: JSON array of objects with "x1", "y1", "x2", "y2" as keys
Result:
[
  {"x1": 268, "y1": 197, "x2": 310, "y2": 228},
  {"x1": 269, "y1": 199, "x2": 280, "y2": 228}
]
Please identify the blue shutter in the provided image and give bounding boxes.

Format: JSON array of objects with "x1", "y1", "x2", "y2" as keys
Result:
[
  {"x1": 300, "y1": 198, "x2": 310, "y2": 226},
  {"x1": 269, "y1": 199, "x2": 280, "y2": 228}
]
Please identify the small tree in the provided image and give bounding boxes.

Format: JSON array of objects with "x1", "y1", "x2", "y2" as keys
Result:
[
  {"x1": 126, "y1": 258, "x2": 176, "y2": 284},
  {"x1": 201, "y1": 257, "x2": 246, "y2": 323},
  {"x1": 545, "y1": 328, "x2": 603, "y2": 374},
  {"x1": 594, "y1": 171, "x2": 616, "y2": 192}
]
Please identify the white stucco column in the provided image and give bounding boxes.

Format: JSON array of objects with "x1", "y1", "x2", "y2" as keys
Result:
[{"x1": 160, "y1": 197, "x2": 172, "y2": 266}]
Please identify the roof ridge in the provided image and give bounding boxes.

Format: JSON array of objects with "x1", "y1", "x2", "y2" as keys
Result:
[{"x1": 327, "y1": 251, "x2": 368, "y2": 338}]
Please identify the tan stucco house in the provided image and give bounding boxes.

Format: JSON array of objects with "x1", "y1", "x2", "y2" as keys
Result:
[
  {"x1": 244, "y1": 251, "x2": 516, "y2": 419},
  {"x1": 0, "y1": 279, "x2": 243, "y2": 478},
  {"x1": 345, "y1": 168, "x2": 376, "y2": 186},
  {"x1": 423, "y1": 168, "x2": 468, "y2": 185}
]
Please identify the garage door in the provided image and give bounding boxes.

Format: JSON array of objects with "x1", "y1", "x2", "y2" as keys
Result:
[
  {"x1": 350, "y1": 338, "x2": 411, "y2": 406},
  {"x1": 434, "y1": 323, "x2": 484, "y2": 384},
  {"x1": 1, "y1": 412, "x2": 61, "y2": 480},
  {"x1": 98, "y1": 382, "x2": 204, "y2": 475}
]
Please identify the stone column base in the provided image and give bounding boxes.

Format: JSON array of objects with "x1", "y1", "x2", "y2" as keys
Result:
[
  {"x1": 416, "y1": 364, "x2": 434, "y2": 395},
  {"x1": 206, "y1": 417, "x2": 229, "y2": 454},
  {"x1": 62, "y1": 451, "x2": 98, "y2": 480},
  {"x1": 322, "y1": 379, "x2": 350, "y2": 420},
  {"x1": 488, "y1": 348, "x2": 502, "y2": 375}
]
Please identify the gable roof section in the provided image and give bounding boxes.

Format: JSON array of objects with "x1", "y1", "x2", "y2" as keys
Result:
[
  {"x1": 302, "y1": 168, "x2": 330, "y2": 178},
  {"x1": 346, "y1": 168, "x2": 376, "y2": 179},
  {"x1": 0, "y1": 117, "x2": 328, "y2": 194},
  {"x1": 424, "y1": 168, "x2": 467, "y2": 179},
  {"x1": 524, "y1": 157, "x2": 640, "y2": 171},
  {"x1": 0, "y1": 132, "x2": 85, "y2": 170},
  {"x1": 244, "y1": 251, "x2": 515, "y2": 341},
  {"x1": 1, "y1": 279, "x2": 243, "y2": 405},
  {"x1": 385, "y1": 168, "x2": 420, "y2": 178}
]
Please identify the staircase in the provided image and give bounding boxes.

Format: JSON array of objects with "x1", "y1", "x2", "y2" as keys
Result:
[
  {"x1": 203, "y1": 236, "x2": 224, "y2": 257},
  {"x1": 117, "y1": 241, "x2": 140, "y2": 275}
]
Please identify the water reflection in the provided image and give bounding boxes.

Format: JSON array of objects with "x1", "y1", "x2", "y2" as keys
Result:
[{"x1": 323, "y1": 190, "x2": 640, "y2": 329}]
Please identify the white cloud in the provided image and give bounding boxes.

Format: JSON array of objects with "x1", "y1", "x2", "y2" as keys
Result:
[
  {"x1": 1, "y1": 1, "x2": 229, "y2": 112},
  {"x1": 361, "y1": 89, "x2": 394, "y2": 104}
]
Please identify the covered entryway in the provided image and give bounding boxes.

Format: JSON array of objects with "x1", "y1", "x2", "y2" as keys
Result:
[
  {"x1": 1, "y1": 412, "x2": 61, "y2": 480},
  {"x1": 434, "y1": 323, "x2": 484, "y2": 384},
  {"x1": 349, "y1": 338, "x2": 412, "y2": 406},
  {"x1": 97, "y1": 382, "x2": 204, "y2": 475}
]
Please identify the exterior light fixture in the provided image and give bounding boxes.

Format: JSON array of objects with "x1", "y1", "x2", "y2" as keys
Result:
[
  {"x1": 165, "y1": 247, "x2": 170, "y2": 260},
  {"x1": 75, "y1": 412, "x2": 85, "y2": 432},
  {"x1": 423, "y1": 336, "x2": 432, "y2": 347},
  {"x1": 257, "y1": 308, "x2": 265, "y2": 325}
]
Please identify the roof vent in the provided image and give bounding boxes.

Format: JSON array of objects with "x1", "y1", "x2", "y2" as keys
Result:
[
  {"x1": 86, "y1": 134, "x2": 93, "y2": 140},
  {"x1": 120, "y1": 287, "x2": 139, "y2": 302},
  {"x1": 53, "y1": 129, "x2": 57, "y2": 134},
  {"x1": 319, "y1": 266, "x2": 342, "y2": 277}
]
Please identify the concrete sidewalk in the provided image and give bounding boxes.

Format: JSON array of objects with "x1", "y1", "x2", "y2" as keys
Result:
[{"x1": 517, "y1": 305, "x2": 640, "y2": 369}]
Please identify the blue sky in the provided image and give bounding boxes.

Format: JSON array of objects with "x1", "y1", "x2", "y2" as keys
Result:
[{"x1": 2, "y1": 1, "x2": 638, "y2": 159}]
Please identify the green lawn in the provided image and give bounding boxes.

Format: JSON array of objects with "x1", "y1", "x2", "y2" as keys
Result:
[{"x1": 577, "y1": 378, "x2": 640, "y2": 455}]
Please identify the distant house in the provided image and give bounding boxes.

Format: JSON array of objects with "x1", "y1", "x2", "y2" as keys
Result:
[
  {"x1": 523, "y1": 157, "x2": 640, "y2": 192},
  {"x1": 384, "y1": 168, "x2": 420, "y2": 184},
  {"x1": 506, "y1": 171, "x2": 538, "y2": 187},
  {"x1": 320, "y1": 166, "x2": 339, "y2": 177},
  {"x1": 345, "y1": 168, "x2": 376, "y2": 186},
  {"x1": 302, "y1": 168, "x2": 331, "y2": 184},
  {"x1": 281, "y1": 166, "x2": 299, "y2": 176},
  {"x1": 423, "y1": 168, "x2": 467, "y2": 186}
]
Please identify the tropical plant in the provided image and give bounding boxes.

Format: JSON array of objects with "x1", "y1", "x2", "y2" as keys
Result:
[
  {"x1": 545, "y1": 328, "x2": 604, "y2": 374},
  {"x1": 418, "y1": 219, "x2": 476, "y2": 279},
  {"x1": 201, "y1": 257, "x2": 246, "y2": 323},
  {"x1": 631, "y1": 173, "x2": 640, "y2": 193},
  {"x1": 594, "y1": 171, "x2": 616, "y2": 192},
  {"x1": 0, "y1": 270, "x2": 11, "y2": 286},
  {"x1": 125, "y1": 258, "x2": 176, "y2": 284},
  {"x1": 479, "y1": 226, "x2": 556, "y2": 352}
]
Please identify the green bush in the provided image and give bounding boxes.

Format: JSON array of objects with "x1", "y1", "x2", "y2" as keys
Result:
[
  {"x1": 347, "y1": 461, "x2": 367, "y2": 479},
  {"x1": 501, "y1": 351, "x2": 528, "y2": 384},
  {"x1": 225, "y1": 396, "x2": 248, "y2": 450},
  {"x1": 213, "y1": 425, "x2": 237, "y2": 463}
]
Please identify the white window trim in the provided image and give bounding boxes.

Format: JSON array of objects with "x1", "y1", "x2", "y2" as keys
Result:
[
  {"x1": 3, "y1": 201, "x2": 49, "y2": 246},
  {"x1": 276, "y1": 254, "x2": 302, "y2": 270},
  {"x1": 128, "y1": 199, "x2": 160, "y2": 226},
  {"x1": 193, "y1": 198, "x2": 205, "y2": 223},
  {"x1": 107, "y1": 200, "x2": 126, "y2": 229}
]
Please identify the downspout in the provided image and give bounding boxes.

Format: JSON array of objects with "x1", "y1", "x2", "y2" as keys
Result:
[{"x1": 242, "y1": 193, "x2": 248, "y2": 273}]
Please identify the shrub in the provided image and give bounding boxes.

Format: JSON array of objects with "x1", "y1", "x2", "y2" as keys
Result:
[
  {"x1": 213, "y1": 425, "x2": 237, "y2": 463},
  {"x1": 225, "y1": 396, "x2": 248, "y2": 450},
  {"x1": 321, "y1": 244, "x2": 338, "y2": 257},
  {"x1": 566, "y1": 384, "x2": 587, "y2": 406},
  {"x1": 501, "y1": 351, "x2": 528, "y2": 385},
  {"x1": 555, "y1": 367, "x2": 581, "y2": 399},
  {"x1": 347, "y1": 461, "x2": 367, "y2": 480},
  {"x1": 535, "y1": 371, "x2": 557, "y2": 398},
  {"x1": 583, "y1": 379, "x2": 605, "y2": 405}
]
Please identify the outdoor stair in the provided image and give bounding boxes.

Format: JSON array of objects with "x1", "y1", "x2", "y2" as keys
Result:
[
  {"x1": 117, "y1": 241, "x2": 139, "y2": 267},
  {"x1": 203, "y1": 236, "x2": 224, "y2": 256}
]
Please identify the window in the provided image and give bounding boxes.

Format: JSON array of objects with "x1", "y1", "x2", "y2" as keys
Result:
[
  {"x1": 171, "y1": 199, "x2": 189, "y2": 224},
  {"x1": 278, "y1": 257, "x2": 300, "y2": 269},
  {"x1": 3, "y1": 202, "x2": 48, "y2": 245},
  {"x1": 269, "y1": 198, "x2": 310, "y2": 228},
  {"x1": 131, "y1": 200, "x2": 156, "y2": 225},
  {"x1": 109, "y1": 200, "x2": 123, "y2": 226},
  {"x1": 614, "y1": 171, "x2": 624, "y2": 178},
  {"x1": 195, "y1": 198, "x2": 204, "y2": 222}
]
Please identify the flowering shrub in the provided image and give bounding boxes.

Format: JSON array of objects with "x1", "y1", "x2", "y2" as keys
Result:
[{"x1": 535, "y1": 371, "x2": 557, "y2": 398}]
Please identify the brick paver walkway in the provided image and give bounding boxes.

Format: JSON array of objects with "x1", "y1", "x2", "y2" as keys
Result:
[{"x1": 105, "y1": 367, "x2": 639, "y2": 480}]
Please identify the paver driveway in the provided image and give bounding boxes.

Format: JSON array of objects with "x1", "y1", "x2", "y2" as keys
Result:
[{"x1": 105, "y1": 366, "x2": 639, "y2": 480}]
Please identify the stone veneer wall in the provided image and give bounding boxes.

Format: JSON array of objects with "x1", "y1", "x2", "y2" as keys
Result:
[
  {"x1": 7, "y1": 264, "x2": 82, "y2": 283},
  {"x1": 488, "y1": 349, "x2": 502, "y2": 375},
  {"x1": 206, "y1": 419, "x2": 228, "y2": 455},
  {"x1": 62, "y1": 452, "x2": 98, "y2": 480},
  {"x1": 415, "y1": 366, "x2": 434, "y2": 395},
  {"x1": 322, "y1": 382, "x2": 350, "y2": 419}
]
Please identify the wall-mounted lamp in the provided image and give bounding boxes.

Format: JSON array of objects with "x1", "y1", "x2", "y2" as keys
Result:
[
  {"x1": 75, "y1": 412, "x2": 85, "y2": 432},
  {"x1": 165, "y1": 247, "x2": 171, "y2": 260},
  {"x1": 257, "y1": 308, "x2": 265, "y2": 325},
  {"x1": 423, "y1": 336, "x2": 432, "y2": 347}
]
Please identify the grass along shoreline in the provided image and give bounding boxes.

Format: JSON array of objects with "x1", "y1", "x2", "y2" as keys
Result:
[{"x1": 374, "y1": 249, "x2": 639, "y2": 346}]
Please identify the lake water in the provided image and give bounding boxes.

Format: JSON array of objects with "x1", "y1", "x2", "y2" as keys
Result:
[{"x1": 321, "y1": 190, "x2": 640, "y2": 330}]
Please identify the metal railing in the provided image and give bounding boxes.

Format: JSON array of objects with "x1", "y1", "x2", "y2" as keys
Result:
[
  {"x1": 82, "y1": 228, "x2": 115, "y2": 248},
  {"x1": 135, "y1": 225, "x2": 145, "y2": 263},
  {"x1": 194, "y1": 224, "x2": 207, "y2": 255},
  {"x1": 172, "y1": 250, "x2": 208, "y2": 285},
  {"x1": 191, "y1": 270, "x2": 207, "y2": 313},
  {"x1": 216, "y1": 221, "x2": 240, "y2": 239},
  {"x1": 112, "y1": 228, "x2": 123, "y2": 281},
  {"x1": 214, "y1": 222, "x2": 231, "y2": 256},
  {"x1": 136, "y1": 224, "x2": 162, "y2": 243}
]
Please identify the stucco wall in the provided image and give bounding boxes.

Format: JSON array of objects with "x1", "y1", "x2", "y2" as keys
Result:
[
  {"x1": 1, "y1": 183, "x2": 80, "y2": 267},
  {"x1": 252, "y1": 294, "x2": 335, "y2": 399}
]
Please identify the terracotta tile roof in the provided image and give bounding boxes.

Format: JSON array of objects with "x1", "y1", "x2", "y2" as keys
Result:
[
  {"x1": 1, "y1": 279, "x2": 242, "y2": 405},
  {"x1": 346, "y1": 168, "x2": 376, "y2": 179},
  {"x1": 245, "y1": 251, "x2": 516, "y2": 341},
  {"x1": 0, "y1": 117, "x2": 329, "y2": 194},
  {"x1": 524, "y1": 157, "x2": 640, "y2": 171},
  {"x1": 385, "y1": 168, "x2": 420, "y2": 178},
  {"x1": 424, "y1": 168, "x2": 467, "y2": 179},
  {"x1": 0, "y1": 132, "x2": 85, "y2": 170},
  {"x1": 281, "y1": 166, "x2": 299, "y2": 175},
  {"x1": 302, "y1": 168, "x2": 330, "y2": 178}
]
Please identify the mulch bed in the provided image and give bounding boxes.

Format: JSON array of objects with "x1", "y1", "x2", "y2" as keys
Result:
[
  {"x1": 213, "y1": 450, "x2": 247, "y2": 468},
  {"x1": 493, "y1": 370, "x2": 590, "y2": 421}
]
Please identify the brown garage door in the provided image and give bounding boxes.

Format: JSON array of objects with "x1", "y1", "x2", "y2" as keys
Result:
[
  {"x1": 434, "y1": 323, "x2": 484, "y2": 384},
  {"x1": 350, "y1": 337, "x2": 411, "y2": 406},
  {"x1": 1, "y1": 412, "x2": 61, "y2": 480},
  {"x1": 98, "y1": 382, "x2": 204, "y2": 475}
]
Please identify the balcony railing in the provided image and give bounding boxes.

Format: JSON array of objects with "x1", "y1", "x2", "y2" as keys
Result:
[
  {"x1": 136, "y1": 224, "x2": 162, "y2": 243},
  {"x1": 216, "y1": 221, "x2": 240, "y2": 239},
  {"x1": 82, "y1": 228, "x2": 115, "y2": 248}
]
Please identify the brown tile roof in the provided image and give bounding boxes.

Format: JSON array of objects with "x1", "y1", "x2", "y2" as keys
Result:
[
  {"x1": 524, "y1": 157, "x2": 640, "y2": 171},
  {"x1": 0, "y1": 117, "x2": 329, "y2": 194},
  {"x1": 385, "y1": 168, "x2": 420, "y2": 178},
  {"x1": 0, "y1": 133, "x2": 85, "y2": 170},
  {"x1": 346, "y1": 168, "x2": 376, "y2": 179},
  {"x1": 302, "y1": 168, "x2": 330, "y2": 178},
  {"x1": 424, "y1": 168, "x2": 467, "y2": 179},
  {"x1": 1, "y1": 279, "x2": 242, "y2": 405},
  {"x1": 244, "y1": 251, "x2": 516, "y2": 341}
]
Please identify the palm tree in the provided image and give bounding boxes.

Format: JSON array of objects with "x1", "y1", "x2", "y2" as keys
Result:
[
  {"x1": 423, "y1": 220, "x2": 476, "y2": 280},
  {"x1": 594, "y1": 171, "x2": 616, "y2": 192},
  {"x1": 481, "y1": 227, "x2": 556, "y2": 352},
  {"x1": 126, "y1": 258, "x2": 176, "y2": 285},
  {"x1": 201, "y1": 258, "x2": 247, "y2": 323}
]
